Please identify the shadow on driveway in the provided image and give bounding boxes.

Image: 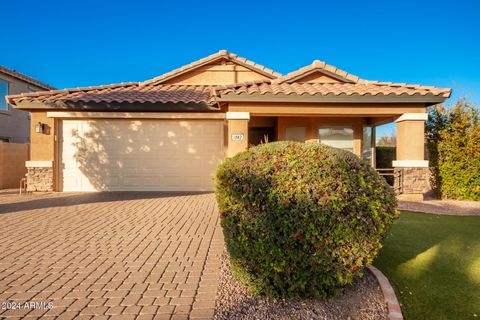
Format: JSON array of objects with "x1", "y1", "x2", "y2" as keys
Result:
[{"x1": 0, "y1": 191, "x2": 212, "y2": 215}]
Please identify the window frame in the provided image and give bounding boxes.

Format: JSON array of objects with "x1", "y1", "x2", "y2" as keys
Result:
[
  {"x1": 318, "y1": 124, "x2": 355, "y2": 153},
  {"x1": 0, "y1": 80, "x2": 10, "y2": 112}
]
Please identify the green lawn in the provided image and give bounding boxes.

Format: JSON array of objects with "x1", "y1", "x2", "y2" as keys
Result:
[{"x1": 374, "y1": 211, "x2": 480, "y2": 320}]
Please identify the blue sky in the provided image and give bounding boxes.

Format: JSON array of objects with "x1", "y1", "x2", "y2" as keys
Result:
[{"x1": 2, "y1": 0, "x2": 479, "y2": 137}]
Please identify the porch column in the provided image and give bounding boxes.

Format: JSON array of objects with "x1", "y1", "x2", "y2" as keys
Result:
[
  {"x1": 392, "y1": 113, "x2": 430, "y2": 200},
  {"x1": 226, "y1": 112, "x2": 250, "y2": 157}
]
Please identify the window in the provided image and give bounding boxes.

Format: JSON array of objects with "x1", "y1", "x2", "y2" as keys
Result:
[
  {"x1": 319, "y1": 125, "x2": 354, "y2": 152},
  {"x1": 285, "y1": 127, "x2": 306, "y2": 142},
  {"x1": 0, "y1": 81, "x2": 9, "y2": 111},
  {"x1": 363, "y1": 126, "x2": 373, "y2": 164}
]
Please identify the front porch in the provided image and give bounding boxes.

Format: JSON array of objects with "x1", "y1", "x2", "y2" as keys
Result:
[{"x1": 225, "y1": 107, "x2": 430, "y2": 200}]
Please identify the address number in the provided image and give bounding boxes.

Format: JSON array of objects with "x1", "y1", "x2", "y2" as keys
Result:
[{"x1": 231, "y1": 134, "x2": 244, "y2": 141}]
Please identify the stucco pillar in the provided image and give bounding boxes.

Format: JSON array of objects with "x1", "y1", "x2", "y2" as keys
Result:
[
  {"x1": 226, "y1": 112, "x2": 250, "y2": 157},
  {"x1": 26, "y1": 112, "x2": 56, "y2": 192},
  {"x1": 393, "y1": 113, "x2": 430, "y2": 200}
]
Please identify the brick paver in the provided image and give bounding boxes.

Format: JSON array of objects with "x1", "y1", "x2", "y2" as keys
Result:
[{"x1": 0, "y1": 192, "x2": 224, "y2": 319}]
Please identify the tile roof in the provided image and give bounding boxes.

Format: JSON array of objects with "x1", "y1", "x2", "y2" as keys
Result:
[
  {"x1": 8, "y1": 79, "x2": 451, "y2": 107},
  {"x1": 7, "y1": 83, "x2": 215, "y2": 105},
  {"x1": 0, "y1": 65, "x2": 55, "y2": 90},
  {"x1": 143, "y1": 50, "x2": 282, "y2": 85},
  {"x1": 6, "y1": 50, "x2": 451, "y2": 107},
  {"x1": 215, "y1": 81, "x2": 452, "y2": 99},
  {"x1": 274, "y1": 60, "x2": 365, "y2": 84}
]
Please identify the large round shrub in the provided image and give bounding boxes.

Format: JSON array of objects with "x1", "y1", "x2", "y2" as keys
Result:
[{"x1": 215, "y1": 141, "x2": 397, "y2": 298}]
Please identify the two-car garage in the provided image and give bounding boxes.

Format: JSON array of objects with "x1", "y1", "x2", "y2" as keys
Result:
[{"x1": 60, "y1": 118, "x2": 225, "y2": 192}]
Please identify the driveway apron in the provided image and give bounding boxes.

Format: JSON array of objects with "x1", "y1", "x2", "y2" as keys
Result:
[{"x1": 0, "y1": 192, "x2": 224, "y2": 320}]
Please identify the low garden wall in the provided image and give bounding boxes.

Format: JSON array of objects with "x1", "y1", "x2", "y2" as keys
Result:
[{"x1": 0, "y1": 141, "x2": 29, "y2": 189}]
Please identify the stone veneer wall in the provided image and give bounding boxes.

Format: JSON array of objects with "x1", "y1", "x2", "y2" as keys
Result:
[
  {"x1": 394, "y1": 167, "x2": 430, "y2": 195},
  {"x1": 26, "y1": 166, "x2": 54, "y2": 192}
]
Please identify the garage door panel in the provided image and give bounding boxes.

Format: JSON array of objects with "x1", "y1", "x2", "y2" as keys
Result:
[{"x1": 61, "y1": 119, "x2": 224, "y2": 192}]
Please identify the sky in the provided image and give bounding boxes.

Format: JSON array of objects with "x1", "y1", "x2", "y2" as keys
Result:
[{"x1": 2, "y1": 0, "x2": 479, "y2": 137}]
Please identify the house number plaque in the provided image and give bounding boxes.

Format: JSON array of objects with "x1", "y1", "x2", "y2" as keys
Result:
[{"x1": 231, "y1": 134, "x2": 244, "y2": 141}]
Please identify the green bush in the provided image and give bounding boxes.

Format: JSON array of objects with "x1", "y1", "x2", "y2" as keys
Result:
[
  {"x1": 215, "y1": 141, "x2": 398, "y2": 298},
  {"x1": 426, "y1": 99, "x2": 480, "y2": 200}
]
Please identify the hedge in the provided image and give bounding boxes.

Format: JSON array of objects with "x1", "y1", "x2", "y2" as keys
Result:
[
  {"x1": 215, "y1": 141, "x2": 398, "y2": 298},
  {"x1": 426, "y1": 100, "x2": 480, "y2": 200}
]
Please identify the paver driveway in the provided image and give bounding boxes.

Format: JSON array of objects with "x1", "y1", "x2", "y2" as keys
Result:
[{"x1": 0, "y1": 191, "x2": 224, "y2": 319}]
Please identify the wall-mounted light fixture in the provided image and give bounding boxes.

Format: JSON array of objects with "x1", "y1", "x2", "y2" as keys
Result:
[{"x1": 35, "y1": 122, "x2": 45, "y2": 134}]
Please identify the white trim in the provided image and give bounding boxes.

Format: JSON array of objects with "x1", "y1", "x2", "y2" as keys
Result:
[
  {"x1": 26, "y1": 161, "x2": 52, "y2": 168},
  {"x1": 395, "y1": 113, "x2": 428, "y2": 122},
  {"x1": 392, "y1": 160, "x2": 429, "y2": 168},
  {"x1": 47, "y1": 112, "x2": 226, "y2": 120},
  {"x1": 226, "y1": 111, "x2": 250, "y2": 120}
]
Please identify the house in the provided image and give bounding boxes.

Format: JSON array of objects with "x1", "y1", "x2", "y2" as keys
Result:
[
  {"x1": 0, "y1": 66, "x2": 55, "y2": 143},
  {"x1": 6, "y1": 50, "x2": 450, "y2": 199}
]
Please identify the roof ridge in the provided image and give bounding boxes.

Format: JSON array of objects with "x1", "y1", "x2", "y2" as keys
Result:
[
  {"x1": 274, "y1": 59, "x2": 364, "y2": 84},
  {"x1": 0, "y1": 65, "x2": 56, "y2": 90},
  {"x1": 142, "y1": 50, "x2": 282, "y2": 85}
]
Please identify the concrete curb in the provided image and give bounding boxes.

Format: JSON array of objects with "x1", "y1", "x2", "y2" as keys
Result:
[{"x1": 368, "y1": 266, "x2": 404, "y2": 320}]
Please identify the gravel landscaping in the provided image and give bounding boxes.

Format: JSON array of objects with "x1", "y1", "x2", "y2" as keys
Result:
[{"x1": 214, "y1": 250, "x2": 388, "y2": 320}]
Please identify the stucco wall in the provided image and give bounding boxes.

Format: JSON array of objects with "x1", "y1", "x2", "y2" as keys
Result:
[
  {"x1": 276, "y1": 117, "x2": 364, "y2": 157},
  {"x1": 227, "y1": 102, "x2": 426, "y2": 115},
  {"x1": 0, "y1": 73, "x2": 40, "y2": 143},
  {"x1": 30, "y1": 111, "x2": 56, "y2": 161},
  {"x1": 227, "y1": 119, "x2": 248, "y2": 157},
  {"x1": 396, "y1": 120, "x2": 425, "y2": 160},
  {"x1": 163, "y1": 63, "x2": 271, "y2": 85},
  {"x1": 292, "y1": 72, "x2": 341, "y2": 83},
  {"x1": 0, "y1": 141, "x2": 29, "y2": 189}
]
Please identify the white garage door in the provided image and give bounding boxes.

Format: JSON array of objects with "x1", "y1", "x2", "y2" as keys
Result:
[{"x1": 61, "y1": 119, "x2": 224, "y2": 192}]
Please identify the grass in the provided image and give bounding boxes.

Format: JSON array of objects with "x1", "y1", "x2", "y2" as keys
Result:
[{"x1": 374, "y1": 211, "x2": 480, "y2": 320}]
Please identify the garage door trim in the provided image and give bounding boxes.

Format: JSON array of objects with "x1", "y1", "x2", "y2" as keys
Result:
[{"x1": 59, "y1": 118, "x2": 225, "y2": 192}]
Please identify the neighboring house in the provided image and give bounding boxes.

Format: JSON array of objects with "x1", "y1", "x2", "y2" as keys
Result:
[
  {"x1": 6, "y1": 50, "x2": 450, "y2": 200},
  {"x1": 0, "y1": 66, "x2": 55, "y2": 143}
]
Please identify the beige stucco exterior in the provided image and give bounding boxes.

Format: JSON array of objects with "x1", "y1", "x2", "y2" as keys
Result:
[
  {"x1": 227, "y1": 102, "x2": 426, "y2": 116},
  {"x1": 163, "y1": 63, "x2": 271, "y2": 85},
  {"x1": 290, "y1": 72, "x2": 341, "y2": 83},
  {"x1": 25, "y1": 106, "x2": 431, "y2": 193},
  {"x1": 11, "y1": 53, "x2": 446, "y2": 194},
  {"x1": 227, "y1": 118, "x2": 249, "y2": 157},
  {"x1": 0, "y1": 73, "x2": 47, "y2": 143},
  {"x1": 0, "y1": 141, "x2": 29, "y2": 188},
  {"x1": 276, "y1": 116, "x2": 364, "y2": 156},
  {"x1": 26, "y1": 106, "x2": 429, "y2": 164},
  {"x1": 30, "y1": 111, "x2": 56, "y2": 161},
  {"x1": 395, "y1": 119, "x2": 425, "y2": 161}
]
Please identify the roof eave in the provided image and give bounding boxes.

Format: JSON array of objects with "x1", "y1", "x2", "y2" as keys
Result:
[
  {"x1": 10, "y1": 100, "x2": 220, "y2": 111},
  {"x1": 218, "y1": 93, "x2": 449, "y2": 104},
  {"x1": 0, "y1": 69, "x2": 55, "y2": 91}
]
